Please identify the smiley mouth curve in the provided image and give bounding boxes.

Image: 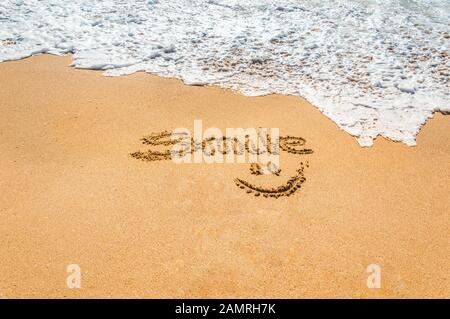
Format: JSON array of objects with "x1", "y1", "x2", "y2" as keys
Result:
[{"x1": 234, "y1": 164, "x2": 307, "y2": 199}]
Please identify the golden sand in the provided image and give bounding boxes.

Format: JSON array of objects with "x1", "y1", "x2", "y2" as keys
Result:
[{"x1": 0, "y1": 55, "x2": 449, "y2": 298}]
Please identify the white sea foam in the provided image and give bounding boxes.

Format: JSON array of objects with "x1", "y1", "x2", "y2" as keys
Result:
[{"x1": 1, "y1": 0, "x2": 448, "y2": 146}]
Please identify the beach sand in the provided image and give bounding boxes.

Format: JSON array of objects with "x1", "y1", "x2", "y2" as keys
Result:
[{"x1": 0, "y1": 54, "x2": 448, "y2": 298}]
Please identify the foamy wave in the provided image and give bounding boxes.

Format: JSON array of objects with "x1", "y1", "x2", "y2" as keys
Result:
[{"x1": 1, "y1": 0, "x2": 448, "y2": 146}]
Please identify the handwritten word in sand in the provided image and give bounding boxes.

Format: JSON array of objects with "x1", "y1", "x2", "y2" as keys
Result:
[{"x1": 131, "y1": 129, "x2": 313, "y2": 198}]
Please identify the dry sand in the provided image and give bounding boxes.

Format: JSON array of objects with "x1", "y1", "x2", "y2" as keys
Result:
[{"x1": 0, "y1": 55, "x2": 449, "y2": 298}]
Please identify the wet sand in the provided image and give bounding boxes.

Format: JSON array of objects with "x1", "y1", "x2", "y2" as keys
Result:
[{"x1": 0, "y1": 55, "x2": 449, "y2": 298}]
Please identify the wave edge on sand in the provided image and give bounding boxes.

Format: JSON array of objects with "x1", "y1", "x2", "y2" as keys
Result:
[{"x1": 0, "y1": 0, "x2": 449, "y2": 146}]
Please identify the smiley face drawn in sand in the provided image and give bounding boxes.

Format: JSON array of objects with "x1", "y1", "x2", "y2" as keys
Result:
[{"x1": 131, "y1": 131, "x2": 313, "y2": 198}]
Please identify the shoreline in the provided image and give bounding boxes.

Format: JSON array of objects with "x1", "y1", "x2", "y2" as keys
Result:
[
  {"x1": 2, "y1": 53, "x2": 446, "y2": 147},
  {"x1": 0, "y1": 54, "x2": 449, "y2": 298}
]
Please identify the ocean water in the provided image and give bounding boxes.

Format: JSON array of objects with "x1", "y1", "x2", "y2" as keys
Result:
[{"x1": 0, "y1": 0, "x2": 448, "y2": 146}]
